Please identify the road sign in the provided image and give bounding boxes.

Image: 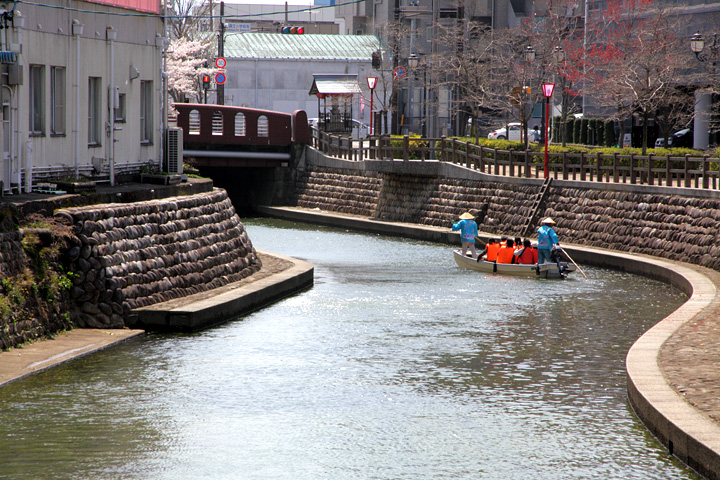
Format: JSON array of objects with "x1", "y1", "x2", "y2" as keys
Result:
[
  {"x1": 215, "y1": 57, "x2": 227, "y2": 69},
  {"x1": 393, "y1": 66, "x2": 406, "y2": 80},
  {"x1": 215, "y1": 72, "x2": 226, "y2": 85}
]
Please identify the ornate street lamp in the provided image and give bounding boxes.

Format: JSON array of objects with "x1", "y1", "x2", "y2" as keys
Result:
[
  {"x1": 541, "y1": 82, "x2": 555, "y2": 178},
  {"x1": 367, "y1": 76, "x2": 378, "y2": 136},
  {"x1": 690, "y1": 31, "x2": 719, "y2": 63},
  {"x1": 524, "y1": 45, "x2": 536, "y2": 63},
  {"x1": 553, "y1": 46, "x2": 565, "y2": 63}
]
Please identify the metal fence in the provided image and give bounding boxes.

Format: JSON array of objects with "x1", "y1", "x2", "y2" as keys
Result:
[{"x1": 312, "y1": 130, "x2": 720, "y2": 190}]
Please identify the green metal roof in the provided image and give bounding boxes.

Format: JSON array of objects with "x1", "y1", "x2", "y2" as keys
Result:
[{"x1": 224, "y1": 33, "x2": 380, "y2": 61}]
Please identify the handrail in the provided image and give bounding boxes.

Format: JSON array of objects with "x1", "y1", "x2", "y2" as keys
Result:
[{"x1": 310, "y1": 128, "x2": 720, "y2": 191}]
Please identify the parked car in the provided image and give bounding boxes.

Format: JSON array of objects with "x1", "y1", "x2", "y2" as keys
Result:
[
  {"x1": 351, "y1": 119, "x2": 370, "y2": 138},
  {"x1": 655, "y1": 128, "x2": 692, "y2": 148},
  {"x1": 488, "y1": 123, "x2": 523, "y2": 141}
]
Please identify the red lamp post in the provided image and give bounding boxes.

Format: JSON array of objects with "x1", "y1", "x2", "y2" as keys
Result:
[
  {"x1": 367, "y1": 76, "x2": 378, "y2": 136},
  {"x1": 541, "y1": 82, "x2": 555, "y2": 178}
]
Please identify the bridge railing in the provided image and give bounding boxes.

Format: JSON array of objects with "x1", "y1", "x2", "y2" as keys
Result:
[{"x1": 311, "y1": 129, "x2": 720, "y2": 190}]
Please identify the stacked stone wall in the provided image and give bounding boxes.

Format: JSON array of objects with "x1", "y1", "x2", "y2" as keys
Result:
[
  {"x1": 0, "y1": 231, "x2": 26, "y2": 277},
  {"x1": 55, "y1": 189, "x2": 261, "y2": 328},
  {"x1": 291, "y1": 168, "x2": 381, "y2": 217},
  {"x1": 290, "y1": 165, "x2": 720, "y2": 272}
]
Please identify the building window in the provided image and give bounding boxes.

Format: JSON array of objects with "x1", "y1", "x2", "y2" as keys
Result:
[
  {"x1": 51, "y1": 67, "x2": 66, "y2": 135},
  {"x1": 88, "y1": 77, "x2": 101, "y2": 146},
  {"x1": 115, "y1": 93, "x2": 126, "y2": 123},
  {"x1": 140, "y1": 80, "x2": 153, "y2": 143},
  {"x1": 29, "y1": 65, "x2": 44, "y2": 135}
]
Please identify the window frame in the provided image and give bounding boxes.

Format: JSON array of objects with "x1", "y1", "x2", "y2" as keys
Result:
[
  {"x1": 88, "y1": 76, "x2": 102, "y2": 146},
  {"x1": 140, "y1": 80, "x2": 153, "y2": 144},
  {"x1": 50, "y1": 66, "x2": 66, "y2": 136},
  {"x1": 29, "y1": 64, "x2": 44, "y2": 136}
]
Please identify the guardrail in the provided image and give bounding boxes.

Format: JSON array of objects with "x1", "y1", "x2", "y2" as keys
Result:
[{"x1": 311, "y1": 129, "x2": 720, "y2": 190}]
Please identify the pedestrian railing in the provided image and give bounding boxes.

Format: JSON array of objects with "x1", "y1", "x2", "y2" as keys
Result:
[{"x1": 311, "y1": 129, "x2": 720, "y2": 190}]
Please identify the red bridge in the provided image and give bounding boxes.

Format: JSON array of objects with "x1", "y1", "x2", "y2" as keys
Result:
[{"x1": 174, "y1": 104, "x2": 310, "y2": 168}]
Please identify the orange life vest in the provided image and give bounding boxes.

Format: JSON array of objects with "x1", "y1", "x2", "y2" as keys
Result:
[
  {"x1": 486, "y1": 242, "x2": 501, "y2": 261},
  {"x1": 496, "y1": 246, "x2": 516, "y2": 264}
]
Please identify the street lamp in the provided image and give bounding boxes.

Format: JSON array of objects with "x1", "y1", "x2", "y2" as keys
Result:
[
  {"x1": 367, "y1": 76, "x2": 378, "y2": 136},
  {"x1": 524, "y1": 45, "x2": 536, "y2": 63},
  {"x1": 690, "y1": 32, "x2": 720, "y2": 63},
  {"x1": 541, "y1": 82, "x2": 555, "y2": 178}
]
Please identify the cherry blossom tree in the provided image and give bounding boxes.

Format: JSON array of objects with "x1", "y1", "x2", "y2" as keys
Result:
[{"x1": 166, "y1": 37, "x2": 216, "y2": 104}]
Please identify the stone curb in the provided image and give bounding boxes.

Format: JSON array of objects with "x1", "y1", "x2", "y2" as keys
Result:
[
  {"x1": 256, "y1": 204, "x2": 720, "y2": 480},
  {"x1": 130, "y1": 249, "x2": 314, "y2": 331}
]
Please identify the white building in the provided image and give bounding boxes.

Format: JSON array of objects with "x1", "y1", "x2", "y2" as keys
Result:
[
  {"x1": 1, "y1": 0, "x2": 164, "y2": 193},
  {"x1": 220, "y1": 33, "x2": 384, "y2": 129}
]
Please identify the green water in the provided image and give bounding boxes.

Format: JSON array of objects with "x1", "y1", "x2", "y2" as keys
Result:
[{"x1": 0, "y1": 219, "x2": 701, "y2": 479}]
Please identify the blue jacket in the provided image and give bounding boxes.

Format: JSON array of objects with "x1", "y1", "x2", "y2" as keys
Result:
[
  {"x1": 537, "y1": 225, "x2": 559, "y2": 249},
  {"x1": 452, "y1": 219, "x2": 478, "y2": 242}
]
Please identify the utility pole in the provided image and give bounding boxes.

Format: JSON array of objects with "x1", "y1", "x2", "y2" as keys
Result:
[{"x1": 217, "y1": 1, "x2": 225, "y2": 105}]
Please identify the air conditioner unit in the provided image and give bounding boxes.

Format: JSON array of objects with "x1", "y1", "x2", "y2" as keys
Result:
[{"x1": 165, "y1": 127, "x2": 183, "y2": 174}]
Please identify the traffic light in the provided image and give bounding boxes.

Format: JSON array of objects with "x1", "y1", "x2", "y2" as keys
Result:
[
  {"x1": 202, "y1": 75, "x2": 210, "y2": 89},
  {"x1": 281, "y1": 26, "x2": 304, "y2": 34}
]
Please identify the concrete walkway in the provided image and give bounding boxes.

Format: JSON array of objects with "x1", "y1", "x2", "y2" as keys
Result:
[{"x1": 0, "y1": 328, "x2": 144, "y2": 387}]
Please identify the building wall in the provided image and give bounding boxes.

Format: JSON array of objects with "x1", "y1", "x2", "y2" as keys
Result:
[
  {"x1": 2, "y1": 0, "x2": 164, "y2": 193},
  {"x1": 223, "y1": 58, "x2": 375, "y2": 124}
]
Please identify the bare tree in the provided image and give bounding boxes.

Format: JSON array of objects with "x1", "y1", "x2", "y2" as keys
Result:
[{"x1": 582, "y1": 0, "x2": 689, "y2": 153}]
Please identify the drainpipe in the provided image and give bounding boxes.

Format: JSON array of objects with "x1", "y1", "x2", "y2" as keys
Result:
[
  {"x1": 2, "y1": 85, "x2": 14, "y2": 194},
  {"x1": 73, "y1": 20, "x2": 83, "y2": 178},
  {"x1": 107, "y1": 26, "x2": 116, "y2": 186},
  {"x1": 11, "y1": 11, "x2": 24, "y2": 193}
]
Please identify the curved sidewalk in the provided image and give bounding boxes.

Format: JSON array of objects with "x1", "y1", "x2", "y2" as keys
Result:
[{"x1": 257, "y1": 205, "x2": 720, "y2": 480}]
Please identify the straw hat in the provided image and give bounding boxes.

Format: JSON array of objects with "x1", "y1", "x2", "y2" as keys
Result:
[
  {"x1": 459, "y1": 212, "x2": 475, "y2": 220},
  {"x1": 541, "y1": 217, "x2": 556, "y2": 224}
]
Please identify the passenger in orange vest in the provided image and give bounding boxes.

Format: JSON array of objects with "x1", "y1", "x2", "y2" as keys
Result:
[
  {"x1": 478, "y1": 238, "x2": 501, "y2": 262},
  {"x1": 514, "y1": 239, "x2": 539, "y2": 264},
  {"x1": 496, "y1": 238, "x2": 517, "y2": 264}
]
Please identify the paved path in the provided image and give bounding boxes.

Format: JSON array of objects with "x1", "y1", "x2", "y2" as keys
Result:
[{"x1": 0, "y1": 329, "x2": 143, "y2": 387}]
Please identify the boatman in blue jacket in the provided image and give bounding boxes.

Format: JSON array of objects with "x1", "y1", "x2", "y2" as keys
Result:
[
  {"x1": 537, "y1": 217, "x2": 560, "y2": 264},
  {"x1": 452, "y1": 212, "x2": 479, "y2": 259}
]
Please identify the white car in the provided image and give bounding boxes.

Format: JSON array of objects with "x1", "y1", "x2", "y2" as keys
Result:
[{"x1": 488, "y1": 123, "x2": 522, "y2": 141}]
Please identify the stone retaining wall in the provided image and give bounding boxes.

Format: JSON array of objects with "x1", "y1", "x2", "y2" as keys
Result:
[
  {"x1": 0, "y1": 231, "x2": 26, "y2": 277},
  {"x1": 55, "y1": 189, "x2": 261, "y2": 328},
  {"x1": 291, "y1": 165, "x2": 720, "y2": 272}
]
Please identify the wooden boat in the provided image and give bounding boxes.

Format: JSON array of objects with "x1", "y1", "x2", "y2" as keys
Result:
[{"x1": 453, "y1": 249, "x2": 576, "y2": 279}]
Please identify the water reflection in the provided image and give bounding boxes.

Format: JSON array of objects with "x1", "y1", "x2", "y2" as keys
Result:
[{"x1": 0, "y1": 218, "x2": 702, "y2": 479}]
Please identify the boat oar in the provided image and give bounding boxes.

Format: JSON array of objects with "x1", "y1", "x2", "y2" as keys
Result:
[{"x1": 558, "y1": 246, "x2": 588, "y2": 280}]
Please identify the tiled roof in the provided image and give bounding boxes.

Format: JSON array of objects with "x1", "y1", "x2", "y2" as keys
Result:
[{"x1": 223, "y1": 33, "x2": 380, "y2": 60}]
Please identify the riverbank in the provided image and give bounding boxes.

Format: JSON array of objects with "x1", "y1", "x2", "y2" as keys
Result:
[
  {"x1": 0, "y1": 249, "x2": 313, "y2": 387},
  {"x1": 256, "y1": 204, "x2": 720, "y2": 480}
]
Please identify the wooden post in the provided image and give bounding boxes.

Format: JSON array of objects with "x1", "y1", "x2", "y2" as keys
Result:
[
  {"x1": 684, "y1": 154, "x2": 690, "y2": 188},
  {"x1": 613, "y1": 152, "x2": 619, "y2": 183},
  {"x1": 630, "y1": 153, "x2": 637, "y2": 184},
  {"x1": 665, "y1": 154, "x2": 671, "y2": 187},
  {"x1": 647, "y1": 153, "x2": 654, "y2": 186},
  {"x1": 403, "y1": 135, "x2": 409, "y2": 161},
  {"x1": 703, "y1": 155, "x2": 709, "y2": 190},
  {"x1": 562, "y1": 152, "x2": 568, "y2": 180},
  {"x1": 580, "y1": 151, "x2": 586, "y2": 181}
]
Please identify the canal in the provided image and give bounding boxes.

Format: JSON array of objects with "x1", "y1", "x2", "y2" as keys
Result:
[{"x1": 0, "y1": 218, "x2": 702, "y2": 479}]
